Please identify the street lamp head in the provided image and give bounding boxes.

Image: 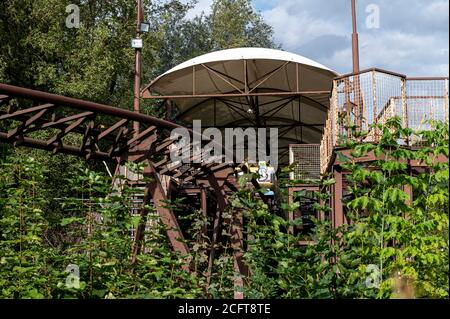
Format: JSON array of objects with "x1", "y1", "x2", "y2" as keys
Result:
[{"x1": 139, "y1": 22, "x2": 150, "y2": 33}]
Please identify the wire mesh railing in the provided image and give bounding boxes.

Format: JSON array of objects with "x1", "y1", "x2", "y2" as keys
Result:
[
  {"x1": 289, "y1": 144, "x2": 321, "y2": 181},
  {"x1": 320, "y1": 69, "x2": 449, "y2": 174}
]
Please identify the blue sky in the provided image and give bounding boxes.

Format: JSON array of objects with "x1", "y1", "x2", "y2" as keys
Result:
[{"x1": 185, "y1": 0, "x2": 449, "y2": 76}]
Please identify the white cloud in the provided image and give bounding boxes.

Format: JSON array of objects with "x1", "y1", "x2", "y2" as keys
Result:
[
  {"x1": 258, "y1": 0, "x2": 449, "y2": 76},
  {"x1": 184, "y1": 0, "x2": 213, "y2": 19},
  {"x1": 180, "y1": 0, "x2": 449, "y2": 76}
]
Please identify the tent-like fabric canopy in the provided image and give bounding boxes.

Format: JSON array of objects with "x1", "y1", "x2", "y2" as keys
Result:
[{"x1": 141, "y1": 47, "x2": 338, "y2": 165}]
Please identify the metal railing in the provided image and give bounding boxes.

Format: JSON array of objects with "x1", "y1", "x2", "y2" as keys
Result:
[
  {"x1": 289, "y1": 144, "x2": 321, "y2": 181},
  {"x1": 320, "y1": 69, "x2": 449, "y2": 174}
]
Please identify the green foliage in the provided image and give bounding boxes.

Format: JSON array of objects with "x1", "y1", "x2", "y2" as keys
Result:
[
  {"x1": 0, "y1": 0, "x2": 447, "y2": 299},
  {"x1": 235, "y1": 118, "x2": 448, "y2": 299},
  {"x1": 0, "y1": 157, "x2": 55, "y2": 298},
  {"x1": 0, "y1": 120, "x2": 448, "y2": 299},
  {"x1": 0, "y1": 158, "x2": 203, "y2": 298}
]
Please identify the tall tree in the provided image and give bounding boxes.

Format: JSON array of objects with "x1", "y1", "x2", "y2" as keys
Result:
[
  {"x1": 151, "y1": 0, "x2": 277, "y2": 76},
  {"x1": 208, "y1": 0, "x2": 276, "y2": 50}
]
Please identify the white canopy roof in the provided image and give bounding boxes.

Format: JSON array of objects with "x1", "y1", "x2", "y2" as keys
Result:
[
  {"x1": 142, "y1": 48, "x2": 338, "y2": 164},
  {"x1": 158, "y1": 47, "x2": 334, "y2": 78}
]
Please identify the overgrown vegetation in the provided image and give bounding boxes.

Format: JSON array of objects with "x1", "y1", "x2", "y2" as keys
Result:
[
  {"x1": 0, "y1": 118, "x2": 448, "y2": 299},
  {"x1": 0, "y1": 0, "x2": 448, "y2": 300}
]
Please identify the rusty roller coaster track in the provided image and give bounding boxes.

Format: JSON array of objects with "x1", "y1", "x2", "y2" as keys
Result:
[{"x1": 0, "y1": 83, "x2": 251, "y2": 297}]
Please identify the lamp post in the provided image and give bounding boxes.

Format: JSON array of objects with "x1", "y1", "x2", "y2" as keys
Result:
[
  {"x1": 350, "y1": 0, "x2": 363, "y2": 133},
  {"x1": 351, "y1": 0, "x2": 360, "y2": 74},
  {"x1": 133, "y1": 0, "x2": 144, "y2": 137}
]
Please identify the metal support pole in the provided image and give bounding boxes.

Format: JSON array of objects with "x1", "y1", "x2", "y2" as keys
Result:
[
  {"x1": 133, "y1": 0, "x2": 144, "y2": 137},
  {"x1": 401, "y1": 78, "x2": 409, "y2": 145},
  {"x1": 231, "y1": 209, "x2": 245, "y2": 300},
  {"x1": 288, "y1": 187, "x2": 294, "y2": 235},
  {"x1": 206, "y1": 174, "x2": 227, "y2": 286},
  {"x1": 333, "y1": 167, "x2": 344, "y2": 229},
  {"x1": 351, "y1": 0, "x2": 363, "y2": 133},
  {"x1": 131, "y1": 162, "x2": 191, "y2": 271},
  {"x1": 351, "y1": 0, "x2": 360, "y2": 74},
  {"x1": 165, "y1": 100, "x2": 173, "y2": 120},
  {"x1": 131, "y1": 183, "x2": 151, "y2": 264},
  {"x1": 200, "y1": 187, "x2": 208, "y2": 237}
]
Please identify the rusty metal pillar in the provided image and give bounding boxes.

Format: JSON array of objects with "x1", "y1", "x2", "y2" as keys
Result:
[
  {"x1": 206, "y1": 171, "x2": 246, "y2": 299},
  {"x1": 200, "y1": 187, "x2": 208, "y2": 237},
  {"x1": 333, "y1": 167, "x2": 344, "y2": 229},
  {"x1": 131, "y1": 182, "x2": 151, "y2": 264},
  {"x1": 231, "y1": 209, "x2": 246, "y2": 300},
  {"x1": 287, "y1": 187, "x2": 294, "y2": 235},
  {"x1": 206, "y1": 174, "x2": 227, "y2": 286},
  {"x1": 206, "y1": 201, "x2": 222, "y2": 287},
  {"x1": 133, "y1": 0, "x2": 144, "y2": 136},
  {"x1": 131, "y1": 163, "x2": 191, "y2": 271},
  {"x1": 350, "y1": 0, "x2": 363, "y2": 133},
  {"x1": 351, "y1": 0, "x2": 360, "y2": 74}
]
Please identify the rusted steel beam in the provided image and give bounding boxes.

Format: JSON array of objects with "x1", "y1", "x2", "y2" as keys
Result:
[
  {"x1": 80, "y1": 119, "x2": 96, "y2": 152},
  {"x1": 46, "y1": 116, "x2": 89, "y2": 147},
  {"x1": 351, "y1": 0, "x2": 360, "y2": 74},
  {"x1": 335, "y1": 68, "x2": 407, "y2": 81},
  {"x1": 0, "y1": 103, "x2": 54, "y2": 121},
  {"x1": 231, "y1": 209, "x2": 246, "y2": 300},
  {"x1": 333, "y1": 167, "x2": 344, "y2": 229},
  {"x1": 154, "y1": 137, "x2": 175, "y2": 153},
  {"x1": 159, "y1": 162, "x2": 182, "y2": 175},
  {"x1": 0, "y1": 132, "x2": 111, "y2": 160},
  {"x1": 288, "y1": 185, "x2": 320, "y2": 192},
  {"x1": 152, "y1": 156, "x2": 169, "y2": 168},
  {"x1": 288, "y1": 187, "x2": 294, "y2": 235},
  {"x1": 47, "y1": 112, "x2": 94, "y2": 126},
  {"x1": 406, "y1": 76, "x2": 449, "y2": 81},
  {"x1": 206, "y1": 174, "x2": 226, "y2": 286},
  {"x1": 15, "y1": 112, "x2": 95, "y2": 139},
  {"x1": 205, "y1": 205, "x2": 221, "y2": 286},
  {"x1": 126, "y1": 125, "x2": 156, "y2": 148},
  {"x1": 6, "y1": 108, "x2": 50, "y2": 140},
  {"x1": 146, "y1": 163, "x2": 191, "y2": 268},
  {"x1": 0, "y1": 83, "x2": 182, "y2": 130},
  {"x1": 97, "y1": 119, "x2": 128, "y2": 141},
  {"x1": 108, "y1": 126, "x2": 129, "y2": 157},
  {"x1": 131, "y1": 183, "x2": 152, "y2": 264},
  {"x1": 130, "y1": 163, "x2": 191, "y2": 271},
  {"x1": 206, "y1": 172, "x2": 246, "y2": 299},
  {"x1": 200, "y1": 187, "x2": 208, "y2": 237},
  {"x1": 210, "y1": 162, "x2": 234, "y2": 173}
]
